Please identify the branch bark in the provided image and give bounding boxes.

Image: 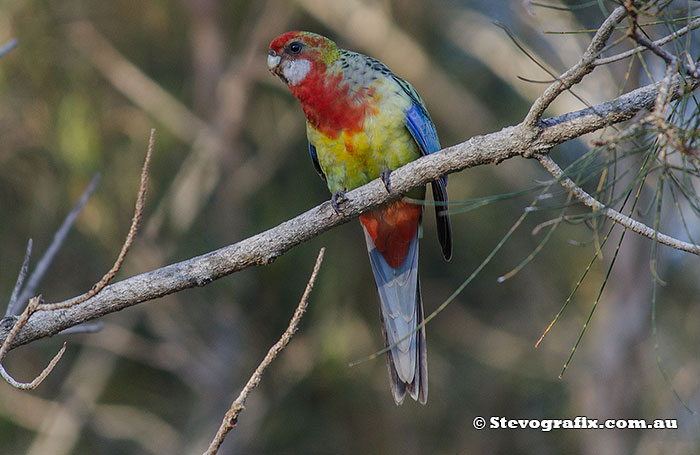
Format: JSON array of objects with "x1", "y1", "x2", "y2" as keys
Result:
[
  {"x1": 537, "y1": 155, "x2": 700, "y2": 255},
  {"x1": 2, "y1": 72, "x2": 698, "y2": 351}
]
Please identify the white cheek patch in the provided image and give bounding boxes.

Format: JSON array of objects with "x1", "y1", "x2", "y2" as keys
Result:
[
  {"x1": 282, "y1": 59, "x2": 311, "y2": 86},
  {"x1": 267, "y1": 54, "x2": 281, "y2": 69}
]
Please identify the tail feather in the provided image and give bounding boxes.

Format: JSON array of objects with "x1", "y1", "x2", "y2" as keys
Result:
[
  {"x1": 431, "y1": 179, "x2": 452, "y2": 262},
  {"x1": 362, "y1": 220, "x2": 427, "y2": 405},
  {"x1": 379, "y1": 281, "x2": 427, "y2": 404}
]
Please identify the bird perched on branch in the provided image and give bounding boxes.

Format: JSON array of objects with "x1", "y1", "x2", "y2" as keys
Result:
[{"x1": 268, "y1": 31, "x2": 452, "y2": 404}]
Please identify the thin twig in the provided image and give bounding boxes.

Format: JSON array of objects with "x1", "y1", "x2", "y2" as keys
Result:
[
  {"x1": 0, "y1": 343, "x2": 66, "y2": 390},
  {"x1": 0, "y1": 130, "x2": 154, "y2": 389},
  {"x1": 7, "y1": 239, "x2": 33, "y2": 317},
  {"x1": 537, "y1": 154, "x2": 700, "y2": 254},
  {"x1": 633, "y1": 29, "x2": 700, "y2": 78},
  {"x1": 0, "y1": 296, "x2": 42, "y2": 365},
  {"x1": 14, "y1": 173, "x2": 101, "y2": 310},
  {"x1": 204, "y1": 247, "x2": 326, "y2": 455},
  {"x1": 0, "y1": 294, "x2": 68, "y2": 390},
  {"x1": 593, "y1": 17, "x2": 700, "y2": 66},
  {"x1": 494, "y1": 21, "x2": 592, "y2": 114},
  {"x1": 631, "y1": 27, "x2": 679, "y2": 66},
  {"x1": 38, "y1": 128, "x2": 155, "y2": 312},
  {"x1": 653, "y1": 60, "x2": 680, "y2": 114},
  {"x1": 523, "y1": 5, "x2": 628, "y2": 126},
  {"x1": 625, "y1": 4, "x2": 700, "y2": 80}
]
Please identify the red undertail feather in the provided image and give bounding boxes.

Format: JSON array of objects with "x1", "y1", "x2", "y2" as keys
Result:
[{"x1": 359, "y1": 201, "x2": 422, "y2": 269}]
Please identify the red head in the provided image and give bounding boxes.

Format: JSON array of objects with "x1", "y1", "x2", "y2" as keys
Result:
[
  {"x1": 267, "y1": 31, "x2": 338, "y2": 86},
  {"x1": 268, "y1": 31, "x2": 373, "y2": 137}
]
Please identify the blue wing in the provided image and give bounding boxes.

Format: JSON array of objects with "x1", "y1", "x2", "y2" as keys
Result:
[
  {"x1": 405, "y1": 105, "x2": 443, "y2": 173},
  {"x1": 395, "y1": 77, "x2": 452, "y2": 261}
]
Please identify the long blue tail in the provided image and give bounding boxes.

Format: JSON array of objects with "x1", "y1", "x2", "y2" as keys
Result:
[{"x1": 362, "y1": 225, "x2": 427, "y2": 405}]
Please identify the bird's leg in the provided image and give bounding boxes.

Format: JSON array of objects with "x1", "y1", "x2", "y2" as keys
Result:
[
  {"x1": 331, "y1": 190, "x2": 347, "y2": 214},
  {"x1": 380, "y1": 169, "x2": 392, "y2": 193}
]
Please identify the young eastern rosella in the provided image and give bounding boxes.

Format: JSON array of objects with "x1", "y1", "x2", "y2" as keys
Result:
[{"x1": 268, "y1": 31, "x2": 452, "y2": 405}]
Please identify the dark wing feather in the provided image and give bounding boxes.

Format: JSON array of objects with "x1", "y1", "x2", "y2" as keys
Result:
[
  {"x1": 396, "y1": 76, "x2": 452, "y2": 261},
  {"x1": 308, "y1": 142, "x2": 326, "y2": 182}
]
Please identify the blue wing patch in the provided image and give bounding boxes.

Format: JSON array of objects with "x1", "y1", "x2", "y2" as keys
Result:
[
  {"x1": 405, "y1": 106, "x2": 440, "y2": 154},
  {"x1": 396, "y1": 77, "x2": 452, "y2": 261},
  {"x1": 400, "y1": 83, "x2": 446, "y2": 190}
]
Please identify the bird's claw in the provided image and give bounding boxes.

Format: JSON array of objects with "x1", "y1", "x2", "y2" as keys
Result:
[
  {"x1": 380, "y1": 169, "x2": 392, "y2": 193},
  {"x1": 331, "y1": 190, "x2": 347, "y2": 214}
]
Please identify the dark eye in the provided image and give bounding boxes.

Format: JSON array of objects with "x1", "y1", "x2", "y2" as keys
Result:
[{"x1": 287, "y1": 41, "x2": 303, "y2": 55}]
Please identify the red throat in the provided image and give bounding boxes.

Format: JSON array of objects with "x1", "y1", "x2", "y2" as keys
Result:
[
  {"x1": 290, "y1": 64, "x2": 377, "y2": 139},
  {"x1": 360, "y1": 201, "x2": 422, "y2": 269}
]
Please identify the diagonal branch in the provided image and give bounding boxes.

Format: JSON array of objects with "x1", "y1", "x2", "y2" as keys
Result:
[
  {"x1": 0, "y1": 73, "x2": 697, "y2": 352},
  {"x1": 593, "y1": 17, "x2": 700, "y2": 67},
  {"x1": 37, "y1": 129, "x2": 154, "y2": 312},
  {"x1": 523, "y1": 5, "x2": 628, "y2": 126},
  {"x1": 204, "y1": 247, "x2": 325, "y2": 455},
  {"x1": 537, "y1": 154, "x2": 700, "y2": 255}
]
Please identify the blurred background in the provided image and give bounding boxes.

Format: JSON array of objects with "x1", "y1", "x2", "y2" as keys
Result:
[{"x1": 1, "y1": 0, "x2": 699, "y2": 453}]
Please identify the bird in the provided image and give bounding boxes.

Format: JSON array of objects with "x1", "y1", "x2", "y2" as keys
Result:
[{"x1": 268, "y1": 31, "x2": 451, "y2": 405}]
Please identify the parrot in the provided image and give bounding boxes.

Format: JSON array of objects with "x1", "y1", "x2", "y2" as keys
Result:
[{"x1": 268, "y1": 31, "x2": 451, "y2": 405}]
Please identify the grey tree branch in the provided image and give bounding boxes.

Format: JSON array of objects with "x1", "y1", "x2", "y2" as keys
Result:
[
  {"x1": 1, "y1": 71, "x2": 697, "y2": 352},
  {"x1": 537, "y1": 154, "x2": 700, "y2": 255},
  {"x1": 593, "y1": 17, "x2": 700, "y2": 67},
  {"x1": 523, "y1": 5, "x2": 628, "y2": 126}
]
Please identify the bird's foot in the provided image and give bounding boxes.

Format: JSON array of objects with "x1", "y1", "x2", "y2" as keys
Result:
[
  {"x1": 331, "y1": 190, "x2": 347, "y2": 214},
  {"x1": 380, "y1": 169, "x2": 392, "y2": 193}
]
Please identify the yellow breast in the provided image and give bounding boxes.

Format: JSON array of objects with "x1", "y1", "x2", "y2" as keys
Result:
[{"x1": 307, "y1": 85, "x2": 421, "y2": 193}]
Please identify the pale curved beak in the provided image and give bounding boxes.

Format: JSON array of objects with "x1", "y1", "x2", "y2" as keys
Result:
[{"x1": 267, "y1": 50, "x2": 281, "y2": 70}]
